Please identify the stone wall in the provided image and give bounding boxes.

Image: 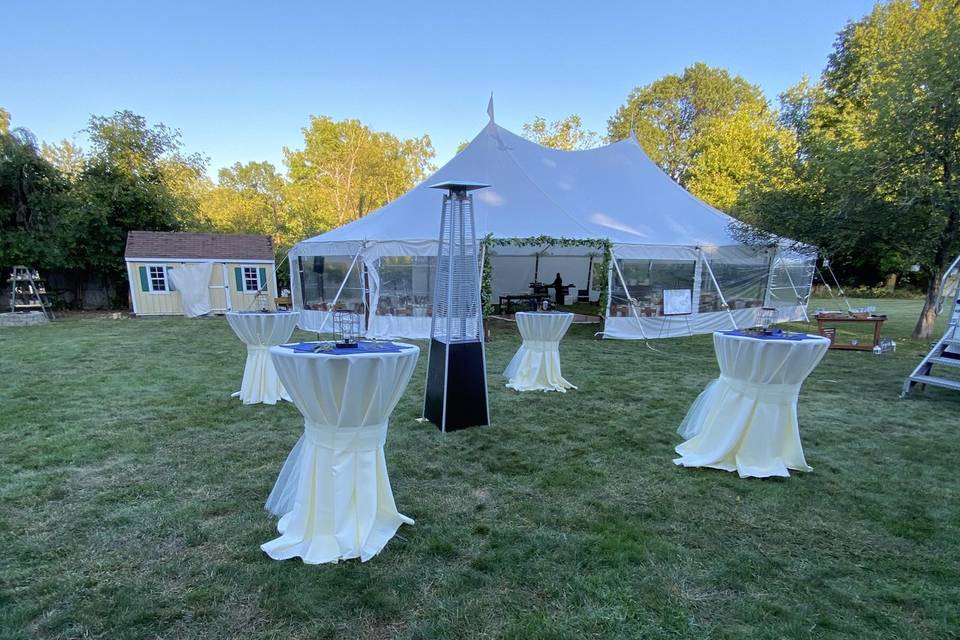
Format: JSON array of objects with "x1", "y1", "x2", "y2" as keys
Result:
[{"x1": 0, "y1": 311, "x2": 49, "y2": 327}]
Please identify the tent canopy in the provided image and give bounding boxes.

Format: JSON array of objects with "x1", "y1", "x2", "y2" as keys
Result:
[
  {"x1": 292, "y1": 120, "x2": 743, "y2": 258},
  {"x1": 289, "y1": 116, "x2": 814, "y2": 340}
]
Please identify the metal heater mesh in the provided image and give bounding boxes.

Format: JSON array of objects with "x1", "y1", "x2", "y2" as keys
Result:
[{"x1": 431, "y1": 192, "x2": 482, "y2": 343}]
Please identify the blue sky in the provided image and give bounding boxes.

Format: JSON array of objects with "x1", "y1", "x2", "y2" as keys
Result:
[{"x1": 4, "y1": 0, "x2": 877, "y2": 178}]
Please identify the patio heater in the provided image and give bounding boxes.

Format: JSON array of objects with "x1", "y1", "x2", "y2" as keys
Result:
[{"x1": 424, "y1": 181, "x2": 491, "y2": 432}]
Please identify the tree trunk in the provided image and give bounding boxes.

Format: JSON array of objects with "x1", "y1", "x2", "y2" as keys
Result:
[
  {"x1": 913, "y1": 160, "x2": 960, "y2": 340},
  {"x1": 884, "y1": 273, "x2": 897, "y2": 292},
  {"x1": 913, "y1": 272, "x2": 942, "y2": 340}
]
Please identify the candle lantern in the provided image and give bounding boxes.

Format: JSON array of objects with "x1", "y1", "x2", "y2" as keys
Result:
[
  {"x1": 756, "y1": 307, "x2": 778, "y2": 330},
  {"x1": 333, "y1": 309, "x2": 361, "y2": 348}
]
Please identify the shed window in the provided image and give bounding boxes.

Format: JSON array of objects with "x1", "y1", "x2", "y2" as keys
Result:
[
  {"x1": 243, "y1": 267, "x2": 262, "y2": 292},
  {"x1": 149, "y1": 266, "x2": 168, "y2": 292}
]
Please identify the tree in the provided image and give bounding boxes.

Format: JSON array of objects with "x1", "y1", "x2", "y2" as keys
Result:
[
  {"x1": 284, "y1": 116, "x2": 434, "y2": 234},
  {"x1": 64, "y1": 111, "x2": 206, "y2": 301},
  {"x1": 735, "y1": 1, "x2": 960, "y2": 338},
  {"x1": 0, "y1": 108, "x2": 9, "y2": 134},
  {"x1": 685, "y1": 107, "x2": 797, "y2": 211},
  {"x1": 41, "y1": 139, "x2": 85, "y2": 181},
  {"x1": 199, "y1": 161, "x2": 290, "y2": 245},
  {"x1": 607, "y1": 63, "x2": 787, "y2": 210},
  {"x1": 521, "y1": 115, "x2": 599, "y2": 150},
  {"x1": 0, "y1": 126, "x2": 70, "y2": 269}
]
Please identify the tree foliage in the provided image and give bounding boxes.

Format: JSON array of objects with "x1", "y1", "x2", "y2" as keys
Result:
[
  {"x1": 0, "y1": 127, "x2": 70, "y2": 268},
  {"x1": 284, "y1": 116, "x2": 434, "y2": 234},
  {"x1": 607, "y1": 63, "x2": 788, "y2": 209},
  {"x1": 59, "y1": 111, "x2": 207, "y2": 285},
  {"x1": 735, "y1": 0, "x2": 960, "y2": 337},
  {"x1": 199, "y1": 161, "x2": 289, "y2": 244},
  {"x1": 521, "y1": 115, "x2": 599, "y2": 151},
  {"x1": 41, "y1": 139, "x2": 85, "y2": 181}
]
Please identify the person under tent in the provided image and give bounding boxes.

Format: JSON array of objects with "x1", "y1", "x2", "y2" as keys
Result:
[{"x1": 551, "y1": 272, "x2": 564, "y2": 306}]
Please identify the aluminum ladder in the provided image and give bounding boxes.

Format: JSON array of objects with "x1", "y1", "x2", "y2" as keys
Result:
[{"x1": 902, "y1": 255, "x2": 960, "y2": 397}]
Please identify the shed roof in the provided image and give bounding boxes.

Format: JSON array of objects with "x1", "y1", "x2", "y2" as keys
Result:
[{"x1": 125, "y1": 231, "x2": 274, "y2": 261}]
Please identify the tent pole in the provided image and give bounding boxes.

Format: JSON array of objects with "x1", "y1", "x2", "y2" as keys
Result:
[
  {"x1": 316, "y1": 244, "x2": 363, "y2": 334},
  {"x1": 824, "y1": 259, "x2": 853, "y2": 312},
  {"x1": 763, "y1": 248, "x2": 778, "y2": 308},
  {"x1": 586, "y1": 255, "x2": 594, "y2": 296},
  {"x1": 700, "y1": 250, "x2": 738, "y2": 330},
  {"x1": 815, "y1": 264, "x2": 844, "y2": 311},
  {"x1": 611, "y1": 254, "x2": 649, "y2": 340}
]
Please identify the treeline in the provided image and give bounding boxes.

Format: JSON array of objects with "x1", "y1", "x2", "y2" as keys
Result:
[
  {"x1": 2, "y1": 1, "x2": 956, "y2": 336},
  {"x1": 0, "y1": 110, "x2": 435, "y2": 305}
]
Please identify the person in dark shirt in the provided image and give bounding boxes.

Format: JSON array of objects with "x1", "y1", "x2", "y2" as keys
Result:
[{"x1": 551, "y1": 272, "x2": 564, "y2": 305}]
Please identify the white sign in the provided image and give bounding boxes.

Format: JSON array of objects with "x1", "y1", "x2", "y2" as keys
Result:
[{"x1": 663, "y1": 289, "x2": 692, "y2": 315}]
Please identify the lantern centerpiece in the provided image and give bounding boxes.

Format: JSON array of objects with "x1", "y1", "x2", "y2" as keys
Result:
[{"x1": 333, "y1": 309, "x2": 361, "y2": 348}]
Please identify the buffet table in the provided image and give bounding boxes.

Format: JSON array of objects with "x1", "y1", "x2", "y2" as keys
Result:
[
  {"x1": 262, "y1": 341, "x2": 419, "y2": 564},
  {"x1": 674, "y1": 331, "x2": 830, "y2": 478},
  {"x1": 225, "y1": 311, "x2": 300, "y2": 404},
  {"x1": 503, "y1": 311, "x2": 576, "y2": 392}
]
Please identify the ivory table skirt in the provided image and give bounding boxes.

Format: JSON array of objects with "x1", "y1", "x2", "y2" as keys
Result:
[
  {"x1": 674, "y1": 332, "x2": 830, "y2": 478},
  {"x1": 263, "y1": 342, "x2": 419, "y2": 563},
  {"x1": 225, "y1": 311, "x2": 300, "y2": 405},
  {"x1": 504, "y1": 312, "x2": 576, "y2": 392}
]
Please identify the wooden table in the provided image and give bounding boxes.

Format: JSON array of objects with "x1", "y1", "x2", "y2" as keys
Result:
[{"x1": 815, "y1": 314, "x2": 887, "y2": 351}]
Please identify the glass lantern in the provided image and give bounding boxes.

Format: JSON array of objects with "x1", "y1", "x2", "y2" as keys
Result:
[{"x1": 756, "y1": 307, "x2": 778, "y2": 330}]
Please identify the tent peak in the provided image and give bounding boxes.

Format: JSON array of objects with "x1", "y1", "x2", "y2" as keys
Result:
[{"x1": 487, "y1": 93, "x2": 495, "y2": 123}]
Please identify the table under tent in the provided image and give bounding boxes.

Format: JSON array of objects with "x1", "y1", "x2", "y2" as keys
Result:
[{"x1": 288, "y1": 114, "x2": 814, "y2": 340}]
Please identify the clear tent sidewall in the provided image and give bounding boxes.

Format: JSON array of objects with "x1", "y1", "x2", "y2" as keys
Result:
[
  {"x1": 604, "y1": 243, "x2": 814, "y2": 340},
  {"x1": 289, "y1": 240, "x2": 815, "y2": 340}
]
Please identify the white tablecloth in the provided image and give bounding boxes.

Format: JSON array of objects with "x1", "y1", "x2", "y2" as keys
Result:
[
  {"x1": 503, "y1": 312, "x2": 576, "y2": 392},
  {"x1": 262, "y1": 342, "x2": 419, "y2": 564},
  {"x1": 225, "y1": 312, "x2": 300, "y2": 405},
  {"x1": 674, "y1": 332, "x2": 830, "y2": 478}
]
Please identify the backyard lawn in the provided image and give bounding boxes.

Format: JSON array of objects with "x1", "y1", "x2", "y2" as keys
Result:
[{"x1": 1, "y1": 298, "x2": 958, "y2": 639}]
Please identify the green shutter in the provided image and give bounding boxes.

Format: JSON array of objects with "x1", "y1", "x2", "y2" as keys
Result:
[
  {"x1": 167, "y1": 267, "x2": 176, "y2": 291},
  {"x1": 138, "y1": 266, "x2": 149, "y2": 291},
  {"x1": 258, "y1": 268, "x2": 267, "y2": 290},
  {"x1": 234, "y1": 267, "x2": 243, "y2": 292}
]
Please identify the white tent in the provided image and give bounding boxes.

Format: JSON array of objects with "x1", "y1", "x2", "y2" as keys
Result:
[{"x1": 289, "y1": 115, "x2": 814, "y2": 340}]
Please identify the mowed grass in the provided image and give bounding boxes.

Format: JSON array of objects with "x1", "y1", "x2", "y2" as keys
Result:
[{"x1": 1, "y1": 298, "x2": 958, "y2": 639}]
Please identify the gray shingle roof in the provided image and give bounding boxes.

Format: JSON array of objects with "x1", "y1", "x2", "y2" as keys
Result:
[{"x1": 124, "y1": 231, "x2": 274, "y2": 261}]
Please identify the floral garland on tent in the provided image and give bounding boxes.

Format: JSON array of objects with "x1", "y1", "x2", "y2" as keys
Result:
[{"x1": 480, "y1": 235, "x2": 613, "y2": 315}]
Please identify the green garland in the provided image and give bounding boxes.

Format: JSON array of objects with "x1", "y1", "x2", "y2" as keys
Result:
[{"x1": 479, "y1": 235, "x2": 613, "y2": 316}]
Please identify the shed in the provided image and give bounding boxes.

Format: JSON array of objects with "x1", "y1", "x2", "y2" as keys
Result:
[{"x1": 124, "y1": 231, "x2": 278, "y2": 317}]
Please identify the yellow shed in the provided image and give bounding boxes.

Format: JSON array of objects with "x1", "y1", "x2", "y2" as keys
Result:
[{"x1": 124, "y1": 231, "x2": 278, "y2": 316}]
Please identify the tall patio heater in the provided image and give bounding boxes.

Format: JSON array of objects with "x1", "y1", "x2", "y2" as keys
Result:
[{"x1": 424, "y1": 181, "x2": 491, "y2": 432}]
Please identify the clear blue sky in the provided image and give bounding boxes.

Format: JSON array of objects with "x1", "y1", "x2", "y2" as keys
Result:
[{"x1": 4, "y1": 0, "x2": 877, "y2": 178}]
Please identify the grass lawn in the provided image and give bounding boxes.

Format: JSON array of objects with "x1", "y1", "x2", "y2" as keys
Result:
[{"x1": 2, "y1": 298, "x2": 958, "y2": 639}]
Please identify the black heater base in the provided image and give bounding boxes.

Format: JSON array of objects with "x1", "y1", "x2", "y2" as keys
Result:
[{"x1": 424, "y1": 339, "x2": 489, "y2": 432}]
